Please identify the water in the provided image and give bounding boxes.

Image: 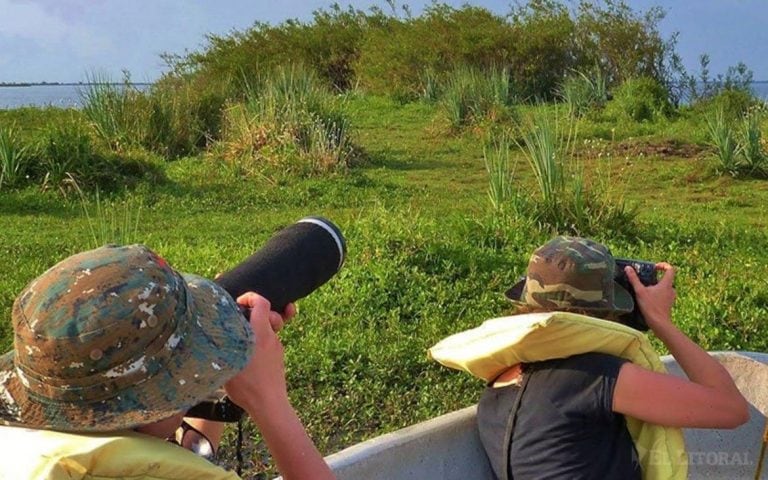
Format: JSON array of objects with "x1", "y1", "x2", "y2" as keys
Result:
[
  {"x1": 0, "y1": 82, "x2": 766, "y2": 110},
  {"x1": 751, "y1": 81, "x2": 768, "y2": 100},
  {"x1": 0, "y1": 84, "x2": 150, "y2": 109}
]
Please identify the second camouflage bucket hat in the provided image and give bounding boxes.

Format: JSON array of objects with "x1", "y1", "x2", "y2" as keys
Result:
[
  {"x1": 505, "y1": 236, "x2": 634, "y2": 314},
  {"x1": 0, "y1": 244, "x2": 252, "y2": 432}
]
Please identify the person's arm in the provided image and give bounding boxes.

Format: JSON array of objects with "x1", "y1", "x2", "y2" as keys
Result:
[
  {"x1": 225, "y1": 293, "x2": 335, "y2": 480},
  {"x1": 612, "y1": 263, "x2": 749, "y2": 429},
  {"x1": 180, "y1": 302, "x2": 298, "y2": 455}
]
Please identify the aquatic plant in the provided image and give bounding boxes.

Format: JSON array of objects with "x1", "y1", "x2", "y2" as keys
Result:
[{"x1": 0, "y1": 126, "x2": 31, "y2": 189}]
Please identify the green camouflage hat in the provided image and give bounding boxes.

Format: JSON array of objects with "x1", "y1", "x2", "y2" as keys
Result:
[
  {"x1": 0, "y1": 244, "x2": 252, "y2": 432},
  {"x1": 505, "y1": 236, "x2": 634, "y2": 313}
]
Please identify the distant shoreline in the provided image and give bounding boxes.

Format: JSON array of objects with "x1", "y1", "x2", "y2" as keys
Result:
[{"x1": 0, "y1": 82, "x2": 153, "y2": 87}]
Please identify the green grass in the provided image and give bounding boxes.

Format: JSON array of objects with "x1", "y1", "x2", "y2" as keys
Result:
[{"x1": 1, "y1": 96, "x2": 767, "y2": 477}]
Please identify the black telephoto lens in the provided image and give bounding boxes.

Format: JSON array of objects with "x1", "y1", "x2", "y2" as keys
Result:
[{"x1": 215, "y1": 216, "x2": 346, "y2": 313}]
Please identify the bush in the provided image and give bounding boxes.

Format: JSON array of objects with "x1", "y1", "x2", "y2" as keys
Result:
[
  {"x1": 607, "y1": 77, "x2": 672, "y2": 122},
  {"x1": 574, "y1": 1, "x2": 680, "y2": 91},
  {"x1": 507, "y1": 0, "x2": 578, "y2": 101},
  {"x1": 177, "y1": 4, "x2": 374, "y2": 93},
  {"x1": 164, "y1": 2, "x2": 685, "y2": 103},
  {"x1": 703, "y1": 89, "x2": 758, "y2": 122},
  {"x1": 683, "y1": 54, "x2": 754, "y2": 106},
  {"x1": 355, "y1": 5, "x2": 511, "y2": 99},
  {"x1": 142, "y1": 78, "x2": 227, "y2": 158}
]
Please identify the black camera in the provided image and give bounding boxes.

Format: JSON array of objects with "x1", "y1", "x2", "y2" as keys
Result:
[
  {"x1": 186, "y1": 216, "x2": 346, "y2": 422},
  {"x1": 614, "y1": 258, "x2": 657, "y2": 331}
]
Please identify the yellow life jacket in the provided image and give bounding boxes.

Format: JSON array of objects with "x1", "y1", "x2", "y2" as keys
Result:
[
  {"x1": 428, "y1": 311, "x2": 688, "y2": 480},
  {"x1": 0, "y1": 426, "x2": 240, "y2": 480}
]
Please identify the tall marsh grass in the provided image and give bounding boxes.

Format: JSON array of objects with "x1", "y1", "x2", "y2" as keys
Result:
[
  {"x1": 220, "y1": 66, "x2": 353, "y2": 174},
  {"x1": 441, "y1": 66, "x2": 513, "y2": 128},
  {"x1": 518, "y1": 112, "x2": 569, "y2": 208},
  {"x1": 483, "y1": 135, "x2": 516, "y2": 214},
  {"x1": 503, "y1": 110, "x2": 637, "y2": 236},
  {"x1": 419, "y1": 68, "x2": 442, "y2": 103},
  {"x1": 705, "y1": 107, "x2": 739, "y2": 175},
  {"x1": 39, "y1": 122, "x2": 95, "y2": 187},
  {"x1": 558, "y1": 69, "x2": 608, "y2": 117},
  {"x1": 80, "y1": 74, "x2": 135, "y2": 151},
  {"x1": 738, "y1": 111, "x2": 767, "y2": 176},
  {"x1": 69, "y1": 175, "x2": 143, "y2": 247},
  {"x1": 81, "y1": 73, "x2": 226, "y2": 159},
  {"x1": 706, "y1": 106, "x2": 767, "y2": 177},
  {"x1": 0, "y1": 126, "x2": 31, "y2": 189}
]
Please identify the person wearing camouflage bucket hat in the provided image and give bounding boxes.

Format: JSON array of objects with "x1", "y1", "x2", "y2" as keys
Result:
[
  {"x1": 472, "y1": 236, "x2": 749, "y2": 480},
  {"x1": 0, "y1": 244, "x2": 335, "y2": 480},
  {"x1": 504, "y1": 236, "x2": 634, "y2": 315}
]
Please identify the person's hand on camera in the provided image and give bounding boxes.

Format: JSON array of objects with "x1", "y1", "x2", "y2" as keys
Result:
[
  {"x1": 625, "y1": 262, "x2": 676, "y2": 331},
  {"x1": 224, "y1": 293, "x2": 296, "y2": 412},
  {"x1": 225, "y1": 293, "x2": 335, "y2": 480}
]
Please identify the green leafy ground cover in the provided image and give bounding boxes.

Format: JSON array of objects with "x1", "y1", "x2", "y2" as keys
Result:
[{"x1": 1, "y1": 97, "x2": 766, "y2": 477}]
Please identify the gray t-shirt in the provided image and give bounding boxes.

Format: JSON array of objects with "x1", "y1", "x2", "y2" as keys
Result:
[{"x1": 476, "y1": 353, "x2": 641, "y2": 480}]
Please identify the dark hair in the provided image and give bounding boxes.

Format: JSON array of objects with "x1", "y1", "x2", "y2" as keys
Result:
[{"x1": 510, "y1": 303, "x2": 623, "y2": 323}]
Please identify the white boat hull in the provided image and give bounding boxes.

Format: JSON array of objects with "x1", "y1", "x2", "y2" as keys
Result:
[{"x1": 315, "y1": 351, "x2": 768, "y2": 480}]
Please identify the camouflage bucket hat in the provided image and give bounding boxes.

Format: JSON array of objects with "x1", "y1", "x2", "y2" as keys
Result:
[
  {"x1": 0, "y1": 244, "x2": 253, "y2": 432},
  {"x1": 505, "y1": 236, "x2": 633, "y2": 314}
]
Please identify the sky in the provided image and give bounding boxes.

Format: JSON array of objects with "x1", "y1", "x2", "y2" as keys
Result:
[{"x1": 1, "y1": 0, "x2": 766, "y2": 83}]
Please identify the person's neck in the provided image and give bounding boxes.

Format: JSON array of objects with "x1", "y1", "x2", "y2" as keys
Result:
[
  {"x1": 492, "y1": 363, "x2": 524, "y2": 388},
  {"x1": 134, "y1": 413, "x2": 184, "y2": 440}
]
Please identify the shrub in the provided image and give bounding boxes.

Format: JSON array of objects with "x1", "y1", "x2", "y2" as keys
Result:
[
  {"x1": 142, "y1": 78, "x2": 227, "y2": 158},
  {"x1": 607, "y1": 77, "x2": 672, "y2": 122},
  {"x1": 705, "y1": 89, "x2": 757, "y2": 122},
  {"x1": 507, "y1": 0, "x2": 578, "y2": 101},
  {"x1": 165, "y1": 2, "x2": 685, "y2": 103},
  {"x1": 355, "y1": 5, "x2": 511, "y2": 99},
  {"x1": 31, "y1": 119, "x2": 164, "y2": 192},
  {"x1": 178, "y1": 4, "x2": 373, "y2": 93},
  {"x1": 574, "y1": 1, "x2": 680, "y2": 91},
  {"x1": 683, "y1": 54, "x2": 754, "y2": 105}
]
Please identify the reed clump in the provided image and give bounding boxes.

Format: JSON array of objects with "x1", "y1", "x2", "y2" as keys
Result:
[{"x1": 218, "y1": 66, "x2": 355, "y2": 175}]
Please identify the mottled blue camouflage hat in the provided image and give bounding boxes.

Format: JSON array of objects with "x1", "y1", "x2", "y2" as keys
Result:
[
  {"x1": 505, "y1": 236, "x2": 634, "y2": 313},
  {"x1": 0, "y1": 244, "x2": 253, "y2": 432}
]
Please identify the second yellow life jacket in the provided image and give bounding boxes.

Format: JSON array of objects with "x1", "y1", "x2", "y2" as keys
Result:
[{"x1": 428, "y1": 311, "x2": 688, "y2": 480}]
